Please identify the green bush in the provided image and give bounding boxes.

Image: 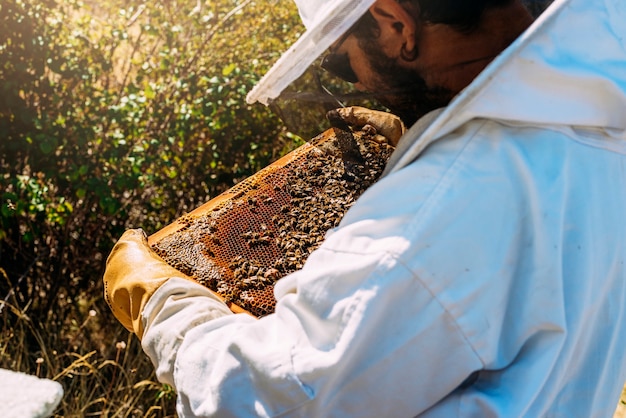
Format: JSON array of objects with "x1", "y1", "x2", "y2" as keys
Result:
[{"x1": 0, "y1": 0, "x2": 307, "y2": 415}]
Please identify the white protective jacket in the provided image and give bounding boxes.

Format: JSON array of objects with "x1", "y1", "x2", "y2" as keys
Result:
[{"x1": 141, "y1": 0, "x2": 626, "y2": 416}]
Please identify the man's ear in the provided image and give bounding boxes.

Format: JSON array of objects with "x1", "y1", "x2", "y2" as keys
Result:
[{"x1": 369, "y1": 0, "x2": 419, "y2": 60}]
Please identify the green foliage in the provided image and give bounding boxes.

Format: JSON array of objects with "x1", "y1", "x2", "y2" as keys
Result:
[{"x1": 0, "y1": 0, "x2": 305, "y2": 415}]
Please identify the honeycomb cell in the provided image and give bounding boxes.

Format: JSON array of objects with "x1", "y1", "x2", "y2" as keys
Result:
[{"x1": 150, "y1": 127, "x2": 394, "y2": 317}]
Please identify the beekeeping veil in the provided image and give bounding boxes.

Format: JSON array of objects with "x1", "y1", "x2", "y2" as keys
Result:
[
  {"x1": 246, "y1": 0, "x2": 376, "y2": 106},
  {"x1": 245, "y1": 0, "x2": 559, "y2": 107}
]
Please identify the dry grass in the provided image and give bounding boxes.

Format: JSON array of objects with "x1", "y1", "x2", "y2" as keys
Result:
[{"x1": 0, "y1": 268, "x2": 176, "y2": 417}]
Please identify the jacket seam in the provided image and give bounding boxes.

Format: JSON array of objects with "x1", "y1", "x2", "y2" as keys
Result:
[{"x1": 402, "y1": 121, "x2": 490, "y2": 368}]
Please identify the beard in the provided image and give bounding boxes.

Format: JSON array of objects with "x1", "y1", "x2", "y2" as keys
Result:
[{"x1": 359, "y1": 41, "x2": 452, "y2": 127}]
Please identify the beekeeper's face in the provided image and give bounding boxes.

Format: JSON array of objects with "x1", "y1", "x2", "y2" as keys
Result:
[
  {"x1": 321, "y1": 0, "x2": 454, "y2": 124},
  {"x1": 321, "y1": 0, "x2": 532, "y2": 125},
  {"x1": 325, "y1": 28, "x2": 451, "y2": 125}
]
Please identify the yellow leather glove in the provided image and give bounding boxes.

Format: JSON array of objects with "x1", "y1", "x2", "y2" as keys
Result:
[
  {"x1": 327, "y1": 106, "x2": 406, "y2": 146},
  {"x1": 103, "y1": 228, "x2": 196, "y2": 339}
]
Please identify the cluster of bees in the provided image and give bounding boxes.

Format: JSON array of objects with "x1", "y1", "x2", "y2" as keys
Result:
[{"x1": 152, "y1": 128, "x2": 393, "y2": 317}]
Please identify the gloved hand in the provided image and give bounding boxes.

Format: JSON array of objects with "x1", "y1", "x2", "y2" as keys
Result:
[
  {"x1": 103, "y1": 228, "x2": 196, "y2": 339},
  {"x1": 326, "y1": 106, "x2": 406, "y2": 146}
]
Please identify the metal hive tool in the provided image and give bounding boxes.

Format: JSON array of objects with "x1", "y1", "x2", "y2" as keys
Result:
[{"x1": 148, "y1": 127, "x2": 394, "y2": 317}]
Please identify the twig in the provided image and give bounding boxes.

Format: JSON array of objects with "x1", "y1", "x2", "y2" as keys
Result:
[{"x1": 0, "y1": 254, "x2": 41, "y2": 315}]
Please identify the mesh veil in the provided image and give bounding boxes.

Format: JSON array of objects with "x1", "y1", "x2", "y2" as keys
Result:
[{"x1": 246, "y1": 0, "x2": 375, "y2": 106}]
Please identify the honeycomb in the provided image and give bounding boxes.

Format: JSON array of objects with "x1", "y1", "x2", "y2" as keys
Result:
[{"x1": 149, "y1": 127, "x2": 394, "y2": 317}]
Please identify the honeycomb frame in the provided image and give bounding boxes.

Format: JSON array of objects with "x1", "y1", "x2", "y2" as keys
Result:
[{"x1": 148, "y1": 127, "x2": 394, "y2": 317}]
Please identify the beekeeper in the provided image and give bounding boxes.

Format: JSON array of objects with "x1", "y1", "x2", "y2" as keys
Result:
[{"x1": 103, "y1": 0, "x2": 626, "y2": 416}]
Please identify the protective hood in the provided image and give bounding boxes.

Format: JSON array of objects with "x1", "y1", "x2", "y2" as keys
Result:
[
  {"x1": 388, "y1": 0, "x2": 626, "y2": 171},
  {"x1": 246, "y1": 0, "x2": 376, "y2": 106}
]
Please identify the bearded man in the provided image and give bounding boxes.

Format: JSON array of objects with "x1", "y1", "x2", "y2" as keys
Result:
[{"x1": 104, "y1": 0, "x2": 626, "y2": 416}]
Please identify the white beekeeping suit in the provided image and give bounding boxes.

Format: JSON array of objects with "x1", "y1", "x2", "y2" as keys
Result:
[{"x1": 106, "y1": 0, "x2": 626, "y2": 416}]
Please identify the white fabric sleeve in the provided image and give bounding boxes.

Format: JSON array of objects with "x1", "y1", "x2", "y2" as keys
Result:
[
  {"x1": 141, "y1": 277, "x2": 243, "y2": 387},
  {"x1": 141, "y1": 255, "x2": 483, "y2": 417}
]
